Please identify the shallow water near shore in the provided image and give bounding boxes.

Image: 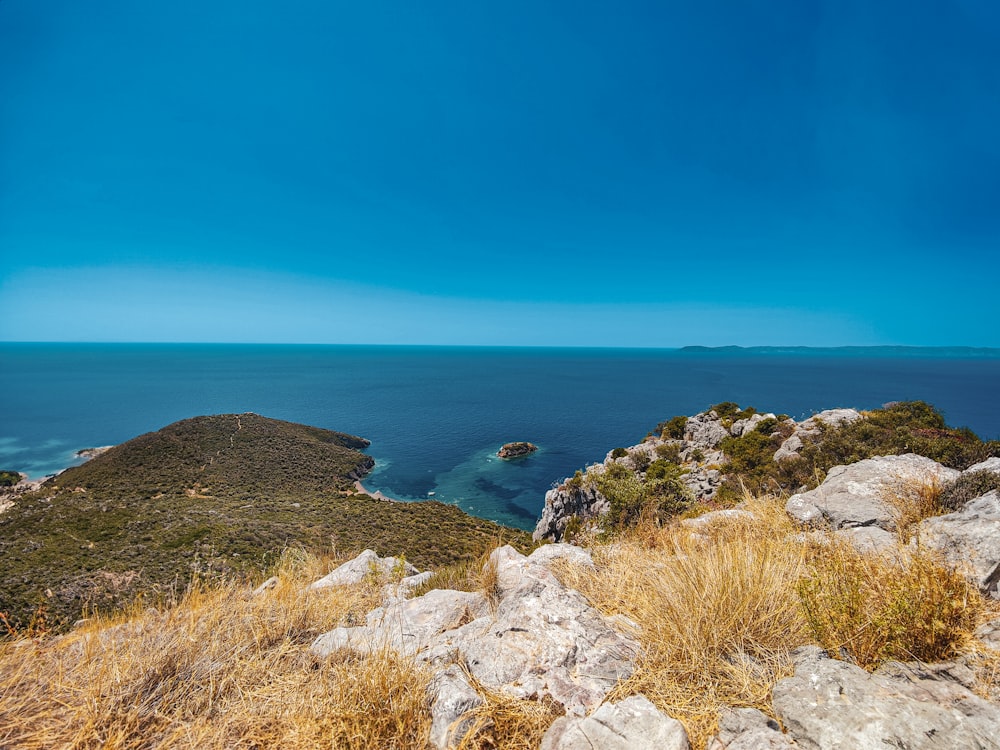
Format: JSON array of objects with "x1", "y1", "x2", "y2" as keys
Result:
[{"x1": 2, "y1": 343, "x2": 999, "y2": 530}]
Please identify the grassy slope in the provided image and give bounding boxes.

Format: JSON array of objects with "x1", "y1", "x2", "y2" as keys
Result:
[{"x1": 0, "y1": 414, "x2": 530, "y2": 631}]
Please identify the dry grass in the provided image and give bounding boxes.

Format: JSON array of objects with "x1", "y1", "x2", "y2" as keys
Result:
[
  {"x1": 881, "y1": 473, "x2": 946, "y2": 542},
  {"x1": 555, "y1": 495, "x2": 811, "y2": 749},
  {"x1": 798, "y1": 538, "x2": 982, "y2": 670},
  {"x1": 454, "y1": 672, "x2": 564, "y2": 750},
  {"x1": 555, "y1": 493, "x2": 988, "y2": 750},
  {"x1": 0, "y1": 549, "x2": 432, "y2": 750}
]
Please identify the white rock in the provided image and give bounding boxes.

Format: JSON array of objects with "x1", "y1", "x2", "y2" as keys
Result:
[
  {"x1": 541, "y1": 696, "x2": 689, "y2": 750},
  {"x1": 308, "y1": 549, "x2": 419, "y2": 590}
]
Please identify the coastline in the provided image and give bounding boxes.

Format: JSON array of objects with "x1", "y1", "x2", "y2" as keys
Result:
[{"x1": 353, "y1": 479, "x2": 400, "y2": 503}]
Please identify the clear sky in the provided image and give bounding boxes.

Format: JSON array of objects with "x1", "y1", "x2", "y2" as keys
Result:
[{"x1": 1, "y1": 0, "x2": 998, "y2": 346}]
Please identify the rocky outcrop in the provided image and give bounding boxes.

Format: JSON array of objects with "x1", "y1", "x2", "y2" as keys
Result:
[
  {"x1": 498, "y1": 441, "x2": 538, "y2": 459},
  {"x1": 771, "y1": 646, "x2": 1000, "y2": 749},
  {"x1": 541, "y1": 696, "x2": 689, "y2": 750},
  {"x1": 533, "y1": 482, "x2": 609, "y2": 542},
  {"x1": 785, "y1": 454, "x2": 959, "y2": 531},
  {"x1": 311, "y1": 544, "x2": 640, "y2": 747},
  {"x1": 919, "y1": 490, "x2": 1000, "y2": 599},
  {"x1": 773, "y1": 409, "x2": 862, "y2": 463},
  {"x1": 534, "y1": 406, "x2": 864, "y2": 542}
]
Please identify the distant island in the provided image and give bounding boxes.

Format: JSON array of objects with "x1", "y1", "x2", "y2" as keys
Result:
[{"x1": 678, "y1": 345, "x2": 1000, "y2": 357}]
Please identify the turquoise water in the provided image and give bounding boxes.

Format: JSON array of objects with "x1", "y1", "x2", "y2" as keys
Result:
[{"x1": 2, "y1": 344, "x2": 999, "y2": 530}]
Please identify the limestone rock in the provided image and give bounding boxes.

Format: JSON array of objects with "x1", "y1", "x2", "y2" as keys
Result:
[
  {"x1": 311, "y1": 544, "x2": 638, "y2": 718},
  {"x1": 429, "y1": 664, "x2": 483, "y2": 750},
  {"x1": 833, "y1": 524, "x2": 897, "y2": 554},
  {"x1": 684, "y1": 411, "x2": 730, "y2": 448},
  {"x1": 308, "y1": 549, "x2": 418, "y2": 590},
  {"x1": 919, "y1": 490, "x2": 1000, "y2": 598},
  {"x1": 730, "y1": 412, "x2": 776, "y2": 438},
  {"x1": 772, "y1": 646, "x2": 1000, "y2": 749},
  {"x1": 534, "y1": 483, "x2": 609, "y2": 542},
  {"x1": 706, "y1": 707, "x2": 798, "y2": 750},
  {"x1": 966, "y1": 457, "x2": 1000, "y2": 475},
  {"x1": 421, "y1": 545, "x2": 639, "y2": 715},
  {"x1": 311, "y1": 588, "x2": 488, "y2": 657},
  {"x1": 786, "y1": 454, "x2": 959, "y2": 531},
  {"x1": 541, "y1": 696, "x2": 689, "y2": 750}
]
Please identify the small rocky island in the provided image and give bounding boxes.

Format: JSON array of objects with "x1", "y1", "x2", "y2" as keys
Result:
[{"x1": 498, "y1": 441, "x2": 538, "y2": 459}]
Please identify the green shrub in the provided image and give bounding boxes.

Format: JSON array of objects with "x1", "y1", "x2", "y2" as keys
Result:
[
  {"x1": 657, "y1": 415, "x2": 688, "y2": 440},
  {"x1": 0, "y1": 470, "x2": 20, "y2": 487},
  {"x1": 655, "y1": 443, "x2": 682, "y2": 463},
  {"x1": 753, "y1": 417, "x2": 779, "y2": 435},
  {"x1": 610, "y1": 448, "x2": 628, "y2": 459},
  {"x1": 711, "y1": 402, "x2": 741, "y2": 419}
]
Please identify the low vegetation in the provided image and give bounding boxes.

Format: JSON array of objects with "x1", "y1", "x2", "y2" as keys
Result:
[
  {"x1": 0, "y1": 470, "x2": 21, "y2": 487},
  {"x1": 712, "y1": 400, "x2": 998, "y2": 502},
  {"x1": 0, "y1": 414, "x2": 530, "y2": 632}
]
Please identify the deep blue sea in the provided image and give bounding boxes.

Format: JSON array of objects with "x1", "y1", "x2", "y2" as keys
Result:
[{"x1": 2, "y1": 344, "x2": 998, "y2": 530}]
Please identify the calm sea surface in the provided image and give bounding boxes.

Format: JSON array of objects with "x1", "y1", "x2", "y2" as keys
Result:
[{"x1": 2, "y1": 344, "x2": 998, "y2": 530}]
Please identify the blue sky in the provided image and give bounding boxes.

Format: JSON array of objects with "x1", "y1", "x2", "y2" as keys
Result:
[{"x1": 1, "y1": 0, "x2": 998, "y2": 346}]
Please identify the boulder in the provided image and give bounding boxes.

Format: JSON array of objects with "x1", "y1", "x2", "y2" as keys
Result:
[
  {"x1": 311, "y1": 588, "x2": 488, "y2": 657},
  {"x1": 684, "y1": 412, "x2": 730, "y2": 448},
  {"x1": 311, "y1": 544, "x2": 638, "y2": 718},
  {"x1": 308, "y1": 549, "x2": 419, "y2": 590},
  {"x1": 772, "y1": 646, "x2": 1000, "y2": 749},
  {"x1": 540, "y1": 696, "x2": 689, "y2": 750},
  {"x1": 428, "y1": 664, "x2": 483, "y2": 750},
  {"x1": 786, "y1": 454, "x2": 959, "y2": 531},
  {"x1": 706, "y1": 707, "x2": 798, "y2": 750},
  {"x1": 919, "y1": 490, "x2": 1000, "y2": 598},
  {"x1": 730, "y1": 412, "x2": 776, "y2": 438},
  {"x1": 966, "y1": 457, "x2": 1000, "y2": 475},
  {"x1": 421, "y1": 546, "x2": 640, "y2": 715}
]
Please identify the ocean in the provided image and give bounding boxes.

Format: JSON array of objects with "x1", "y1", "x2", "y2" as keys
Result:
[{"x1": 2, "y1": 344, "x2": 999, "y2": 530}]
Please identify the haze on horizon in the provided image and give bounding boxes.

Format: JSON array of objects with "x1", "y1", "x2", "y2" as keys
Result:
[{"x1": 1, "y1": 1, "x2": 998, "y2": 348}]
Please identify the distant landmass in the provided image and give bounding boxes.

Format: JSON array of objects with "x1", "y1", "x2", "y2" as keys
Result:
[
  {"x1": 0, "y1": 414, "x2": 529, "y2": 630},
  {"x1": 679, "y1": 345, "x2": 1000, "y2": 357}
]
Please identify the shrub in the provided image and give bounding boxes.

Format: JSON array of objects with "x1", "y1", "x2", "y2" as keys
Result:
[
  {"x1": 939, "y1": 470, "x2": 1000, "y2": 512},
  {"x1": 630, "y1": 449, "x2": 651, "y2": 472},
  {"x1": 611, "y1": 447, "x2": 629, "y2": 459},
  {"x1": 797, "y1": 541, "x2": 980, "y2": 670},
  {"x1": 710, "y1": 402, "x2": 741, "y2": 419},
  {"x1": 655, "y1": 442, "x2": 682, "y2": 463},
  {"x1": 753, "y1": 417, "x2": 779, "y2": 435},
  {"x1": 0, "y1": 470, "x2": 20, "y2": 487},
  {"x1": 657, "y1": 415, "x2": 688, "y2": 440}
]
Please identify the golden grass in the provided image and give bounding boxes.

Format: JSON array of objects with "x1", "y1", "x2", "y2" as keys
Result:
[
  {"x1": 554, "y1": 493, "x2": 988, "y2": 750},
  {"x1": 0, "y1": 550, "x2": 431, "y2": 750},
  {"x1": 880, "y1": 473, "x2": 946, "y2": 542},
  {"x1": 454, "y1": 673, "x2": 564, "y2": 750},
  {"x1": 555, "y1": 496, "x2": 810, "y2": 749},
  {"x1": 798, "y1": 538, "x2": 982, "y2": 670}
]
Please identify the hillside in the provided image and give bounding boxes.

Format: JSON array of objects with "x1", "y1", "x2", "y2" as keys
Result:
[{"x1": 0, "y1": 414, "x2": 530, "y2": 631}]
